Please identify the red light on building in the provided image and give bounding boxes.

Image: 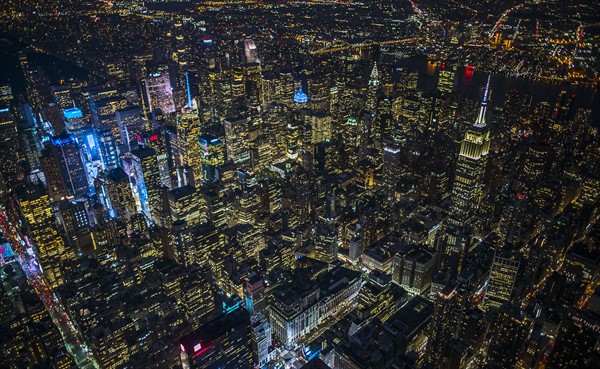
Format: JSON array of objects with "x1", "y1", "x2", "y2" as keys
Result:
[
  {"x1": 137, "y1": 135, "x2": 142, "y2": 142},
  {"x1": 149, "y1": 134, "x2": 159, "y2": 142},
  {"x1": 516, "y1": 193, "x2": 526, "y2": 200},
  {"x1": 193, "y1": 343, "x2": 214, "y2": 357},
  {"x1": 465, "y1": 65, "x2": 474, "y2": 79}
]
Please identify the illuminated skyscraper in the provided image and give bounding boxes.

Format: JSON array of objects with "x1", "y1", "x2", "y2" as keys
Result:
[
  {"x1": 243, "y1": 39, "x2": 259, "y2": 64},
  {"x1": 485, "y1": 252, "x2": 520, "y2": 310},
  {"x1": 0, "y1": 107, "x2": 20, "y2": 178},
  {"x1": 199, "y1": 135, "x2": 225, "y2": 183},
  {"x1": 305, "y1": 111, "x2": 332, "y2": 144},
  {"x1": 224, "y1": 116, "x2": 251, "y2": 164},
  {"x1": 427, "y1": 284, "x2": 462, "y2": 369},
  {"x1": 383, "y1": 144, "x2": 402, "y2": 190},
  {"x1": 63, "y1": 107, "x2": 86, "y2": 142},
  {"x1": 293, "y1": 87, "x2": 308, "y2": 104},
  {"x1": 42, "y1": 134, "x2": 89, "y2": 202},
  {"x1": 97, "y1": 129, "x2": 119, "y2": 170},
  {"x1": 168, "y1": 185, "x2": 203, "y2": 228},
  {"x1": 438, "y1": 65, "x2": 456, "y2": 95},
  {"x1": 448, "y1": 77, "x2": 492, "y2": 227},
  {"x1": 143, "y1": 68, "x2": 175, "y2": 116},
  {"x1": 122, "y1": 147, "x2": 161, "y2": 222},
  {"x1": 104, "y1": 167, "x2": 137, "y2": 221},
  {"x1": 366, "y1": 62, "x2": 380, "y2": 113},
  {"x1": 17, "y1": 184, "x2": 67, "y2": 287},
  {"x1": 177, "y1": 81, "x2": 203, "y2": 184}
]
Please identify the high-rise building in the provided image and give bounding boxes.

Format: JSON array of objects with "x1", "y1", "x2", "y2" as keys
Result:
[
  {"x1": 143, "y1": 68, "x2": 175, "y2": 116},
  {"x1": 63, "y1": 107, "x2": 86, "y2": 142},
  {"x1": 178, "y1": 100, "x2": 203, "y2": 184},
  {"x1": 312, "y1": 221, "x2": 338, "y2": 263},
  {"x1": 179, "y1": 308, "x2": 253, "y2": 369},
  {"x1": 56, "y1": 199, "x2": 93, "y2": 254},
  {"x1": 383, "y1": 144, "x2": 403, "y2": 190},
  {"x1": 427, "y1": 284, "x2": 463, "y2": 369},
  {"x1": 251, "y1": 314, "x2": 272, "y2": 367},
  {"x1": 448, "y1": 77, "x2": 492, "y2": 227},
  {"x1": 486, "y1": 304, "x2": 533, "y2": 368},
  {"x1": 496, "y1": 192, "x2": 528, "y2": 249},
  {"x1": 198, "y1": 135, "x2": 225, "y2": 183},
  {"x1": 42, "y1": 134, "x2": 89, "y2": 202},
  {"x1": 104, "y1": 167, "x2": 137, "y2": 221},
  {"x1": 97, "y1": 129, "x2": 119, "y2": 170},
  {"x1": 305, "y1": 111, "x2": 332, "y2": 144},
  {"x1": 366, "y1": 63, "x2": 380, "y2": 113},
  {"x1": 392, "y1": 247, "x2": 435, "y2": 295},
  {"x1": 547, "y1": 309, "x2": 600, "y2": 369},
  {"x1": 243, "y1": 39, "x2": 259, "y2": 64},
  {"x1": 171, "y1": 220, "x2": 194, "y2": 266},
  {"x1": 122, "y1": 147, "x2": 161, "y2": 222},
  {"x1": 0, "y1": 107, "x2": 20, "y2": 178},
  {"x1": 116, "y1": 106, "x2": 145, "y2": 151},
  {"x1": 17, "y1": 184, "x2": 67, "y2": 287},
  {"x1": 485, "y1": 252, "x2": 520, "y2": 310},
  {"x1": 168, "y1": 185, "x2": 203, "y2": 227},
  {"x1": 224, "y1": 116, "x2": 251, "y2": 164},
  {"x1": 438, "y1": 65, "x2": 456, "y2": 95}
]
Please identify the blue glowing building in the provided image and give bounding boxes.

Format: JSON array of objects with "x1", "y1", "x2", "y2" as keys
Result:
[
  {"x1": 121, "y1": 147, "x2": 161, "y2": 223},
  {"x1": 97, "y1": 130, "x2": 119, "y2": 170},
  {"x1": 63, "y1": 108, "x2": 84, "y2": 135},
  {"x1": 199, "y1": 135, "x2": 225, "y2": 183},
  {"x1": 63, "y1": 107, "x2": 83, "y2": 120},
  {"x1": 294, "y1": 88, "x2": 308, "y2": 104}
]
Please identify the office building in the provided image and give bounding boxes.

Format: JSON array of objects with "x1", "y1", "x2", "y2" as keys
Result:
[
  {"x1": 198, "y1": 135, "x2": 225, "y2": 183},
  {"x1": 392, "y1": 247, "x2": 435, "y2": 295},
  {"x1": 485, "y1": 252, "x2": 520, "y2": 310},
  {"x1": 269, "y1": 265, "x2": 362, "y2": 346},
  {"x1": 122, "y1": 147, "x2": 161, "y2": 222},
  {"x1": 42, "y1": 134, "x2": 89, "y2": 201},
  {"x1": 179, "y1": 308, "x2": 253, "y2": 369},
  {"x1": 143, "y1": 68, "x2": 176, "y2": 115}
]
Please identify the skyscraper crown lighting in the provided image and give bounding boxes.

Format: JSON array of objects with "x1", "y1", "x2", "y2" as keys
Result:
[
  {"x1": 294, "y1": 88, "x2": 308, "y2": 103},
  {"x1": 474, "y1": 75, "x2": 492, "y2": 128}
]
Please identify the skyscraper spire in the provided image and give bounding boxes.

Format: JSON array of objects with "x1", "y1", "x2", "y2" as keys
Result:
[
  {"x1": 475, "y1": 75, "x2": 491, "y2": 127},
  {"x1": 369, "y1": 62, "x2": 380, "y2": 86},
  {"x1": 185, "y1": 71, "x2": 193, "y2": 108}
]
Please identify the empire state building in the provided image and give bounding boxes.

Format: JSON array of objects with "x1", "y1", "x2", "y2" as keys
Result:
[{"x1": 449, "y1": 76, "x2": 492, "y2": 227}]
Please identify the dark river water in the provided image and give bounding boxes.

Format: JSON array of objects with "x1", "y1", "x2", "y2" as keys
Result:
[{"x1": 393, "y1": 55, "x2": 599, "y2": 125}]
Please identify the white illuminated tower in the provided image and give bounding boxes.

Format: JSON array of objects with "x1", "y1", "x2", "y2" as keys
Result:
[
  {"x1": 449, "y1": 76, "x2": 492, "y2": 227},
  {"x1": 366, "y1": 62, "x2": 380, "y2": 113},
  {"x1": 177, "y1": 72, "x2": 203, "y2": 185}
]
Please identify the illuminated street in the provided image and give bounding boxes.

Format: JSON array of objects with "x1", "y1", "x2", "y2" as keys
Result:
[{"x1": 0, "y1": 201, "x2": 100, "y2": 369}]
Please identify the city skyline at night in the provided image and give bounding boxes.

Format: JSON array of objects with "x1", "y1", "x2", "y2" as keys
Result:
[{"x1": 0, "y1": 1, "x2": 599, "y2": 369}]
